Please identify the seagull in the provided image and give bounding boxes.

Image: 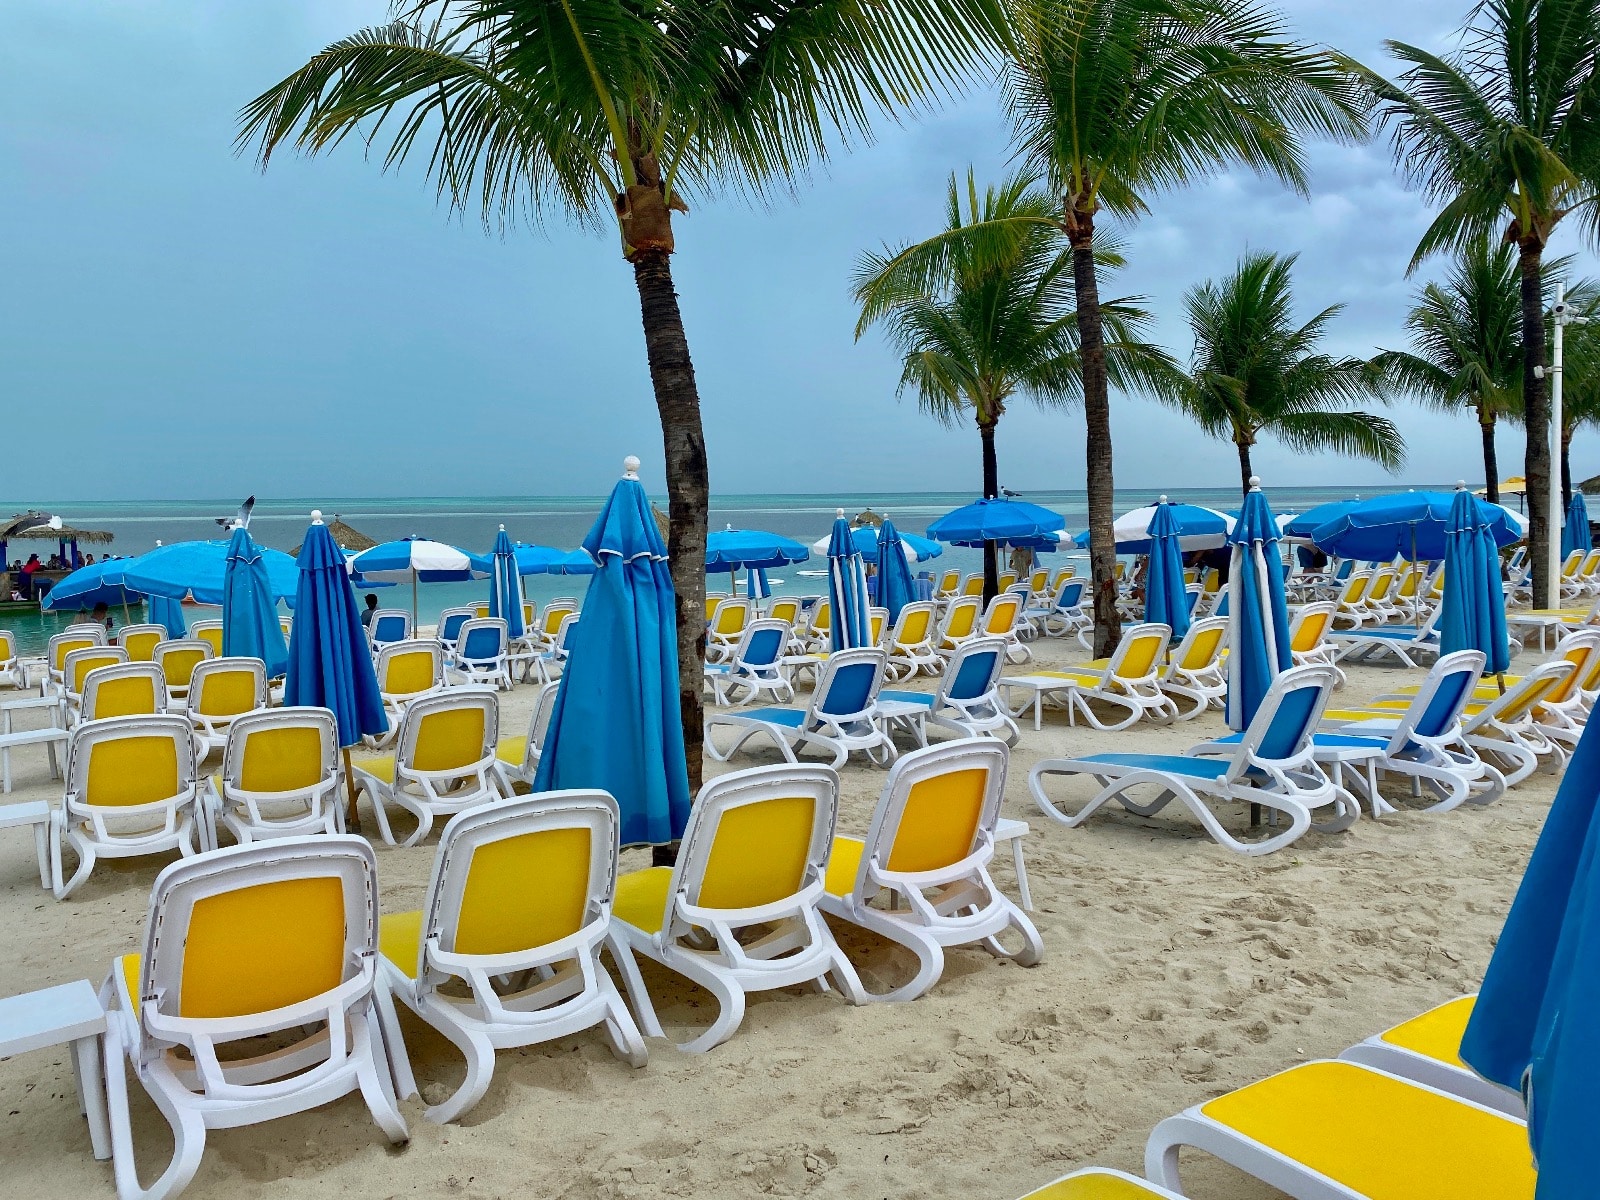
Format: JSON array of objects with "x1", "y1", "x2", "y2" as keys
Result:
[
  {"x1": 216, "y1": 495, "x2": 255, "y2": 530},
  {"x1": 1000, "y1": 486, "x2": 1022, "y2": 498}
]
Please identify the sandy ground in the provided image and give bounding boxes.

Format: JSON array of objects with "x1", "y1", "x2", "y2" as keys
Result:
[{"x1": 0, "y1": 627, "x2": 1553, "y2": 1200}]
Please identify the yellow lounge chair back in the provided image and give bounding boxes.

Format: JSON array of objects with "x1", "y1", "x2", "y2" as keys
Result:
[
  {"x1": 520, "y1": 601, "x2": 535, "y2": 629},
  {"x1": 711, "y1": 598, "x2": 750, "y2": 636},
  {"x1": 1029, "y1": 569, "x2": 1049, "y2": 594},
  {"x1": 190, "y1": 657, "x2": 267, "y2": 718},
  {"x1": 401, "y1": 690, "x2": 498, "y2": 777},
  {"x1": 962, "y1": 574, "x2": 985, "y2": 596},
  {"x1": 983, "y1": 594, "x2": 1022, "y2": 636},
  {"x1": 1290, "y1": 603, "x2": 1335, "y2": 653},
  {"x1": 118, "y1": 625, "x2": 166, "y2": 663},
  {"x1": 473, "y1": 604, "x2": 490, "y2": 619},
  {"x1": 1113, "y1": 562, "x2": 1127, "y2": 583},
  {"x1": 0, "y1": 630, "x2": 14, "y2": 665},
  {"x1": 703, "y1": 593, "x2": 728, "y2": 623},
  {"x1": 155, "y1": 639, "x2": 213, "y2": 688},
  {"x1": 81, "y1": 663, "x2": 166, "y2": 722},
  {"x1": 1490, "y1": 661, "x2": 1574, "y2": 722},
  {"x1": 50, "y1": 633, "x2": 101, "y2": 675},
  {"x1": 997, "y1": 572, "x2": 1018, "y2": 592},
  {"x1": 190, "y1": 622, "x2": 225, "y2": 656},
  {"x1": 868, "y1": 608, "x2": 888, "y2": 645},
  {"x1": 1110, "y1": 624, "x2": 1169, "y2": 681},
  {"x1": 1179, "y1": 621, "x2": 1226, "y2": 670},
  {"x1": 1562, "y1": 550, "x2": 1584, "y2": 578},
  {"x1": 767, "y1": 597, "x2": 801, "y2": 626},
  {"x1": 810, "y1": 600, "x2": 832, "y2": 634},
  {"x1": 541, "y1": 602, "x2": 578, "y2": 637},
  {"x1": 133, "y1": 836, "x2": 377, "y2": 1026},
  {"x1": 279, "y1": 617, "x2": 293, "y2": 643},
  {"x1": 1544, "y1": 637, "x2": 1600, "y2": 705},
  {"x1": 1051, "y1": 566, "x2": 1075, "y2": 588},
  {"x1": 936, "y1": 569, "x2": 960, "y2": 595},
  {"x1": 417, "y1": 792, "x2": 620, "y2": 973},
  {"x1": 378, "y1": 641, "x2": 442, "y2": 698},
  {"x1": 893, "y1": 604, "x2": 934, "y2": 648},
  {"x1": 941, "y1": 597, "x2": 980, "y2": 642},
  {"x1": 65, "y1": 646, "x2": 128, "y2": 695},
  {"x1": 230, "y1": 709, "x2": 338, "y2": 795},
  {"x1": 1366, "y1": 569, "x2": 1395, "y2": 602},
  {"x1": 1395, "y1": 567, "x2": 1420, "y2": 599},
  {"x1": 1337, "y1": 572, "x2": 1371, "y2": 607},
  {"x1": 671, "y1": 764, "x2": 837, "y2": 925},
  {"x1": 69, "y1": 714, "x2": 195, "y2": 809}
]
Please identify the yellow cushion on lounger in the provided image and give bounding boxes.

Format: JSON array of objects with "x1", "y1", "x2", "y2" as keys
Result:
[
  {"x1": 378, "y1": 910, "x2": 424, "y2": 979},
  {"x1": 1379, "y1": 996, "x2": 1474, "y2": 1067},
  {"x1": 824, "y1": 836, "x2": 866, "y2": 897},
  {"x1": 1020, "y1": 1170, "x2": 1173, "y2": 1198},
  {"x1": 349, "y1": 754, "x2": 396, "y2": 784},
  {"x1": 1199, "y1": 1061, "x2": 1534, "y2": 1199},
  {"x1": 495, "y1": 736, "x2": 527, "y2": 766},
  {"x1": 119, "y1": 954, "x2": 141, "y2": 1017},
  {"x1": 613, "y1": 867, "x2": 672, "y2": 935}
]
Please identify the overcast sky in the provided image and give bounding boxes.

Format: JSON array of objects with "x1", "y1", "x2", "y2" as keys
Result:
[{"x1": 3, "y1": 0, "x2": 1595, "y2": 501}]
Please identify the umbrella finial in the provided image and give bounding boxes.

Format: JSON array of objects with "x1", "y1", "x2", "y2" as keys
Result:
[
  {"x1": 1159, "y1": 494, "x2": 1169, "y2": 504},
  {"x1": 623, "y1": 456, "x2": 640, "y2": 480},
  {"x1": 836, "y1": 508, "x2": 845, "y2": 518},
  {"x1": 1248, "y1": 476, "x2": 1261, "y2": 491},
  {"x1": 311, "y1": 510, "x2": 324, "y2": 525},
  {"x1": 1456, "y1": 480, "x2": 1467, "y2": 490},
  {"x1": 499, "y1": 522, "x2": 506, "y2": 530}
]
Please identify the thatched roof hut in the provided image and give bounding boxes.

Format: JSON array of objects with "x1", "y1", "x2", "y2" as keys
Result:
[
  {"x1": 1, "y1": 512, "x2": 114, "y2": 544},
  {"x1": 292, "y1": 516, "x2": 378, "y2": 556}
]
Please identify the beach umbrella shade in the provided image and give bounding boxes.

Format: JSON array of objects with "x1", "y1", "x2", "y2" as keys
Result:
[
  {"x1": 1562, "y1": 492, "x2": 1592, "y2": 559},
  {"x1": 122, "y1": 539, "x2": 299, "y2": 606},
  {"x1": 808, "y1": 525, "x2": 943, "y2": 562},
  {"x1": 1142, "y1": 498, "x2": 1190, "y2": 640},
  {"x1": 1225, "y1": 480, "x2": 1292, "y2": 734},
  {"x1": 706, "y1": 527, "x2": 811, "y2": 570},
  {"x1": 41, "y1": 559, "x2": 143, "y2": 616},
  {"x1": 533, "y1": 458, "x2": 691, "y2": 847},
  {"x1": 514, "y1": 543, "x2": 598, "y2": 576},
  {"x1": 875, "y1": 517, "x2": 918, "y2": 624},
  {"x1": 1281, "y1": 498, "x2": 1362, "y2": 541},
  {"x1": 1074, "y1": 502, "x2": 1235, "y2": 554},
  {"x1": 221, "y1": 524, "x2": 289, "y2": 678},
  {"x1": 1310, "y1": 491, "x2": 1526, "y2": 561},
  {"x1": 487, "y1": 525, "x2": 526, "y2": 641},
  {"x1": 149, "y1": 594, "x2": 187, "y2": 640},
  {"x1": 1439, "y1": 486, "x2": 1511, "y2": 677},
  {"x1": 927, "y1": 497, "x2": 1066, "y2": 547},
  {"x1": 826, "y1": 510, "x2": 872, "y2": 651},
  {"x1": 350, "y1": 537, "x2": 491, "y2": 623},
  {"x1": 1460, "y1": 713, "x2": 1600, "y2": 1196},
  {"x1": 284, "y1": 512, "x2": 389, "y2": 830}
]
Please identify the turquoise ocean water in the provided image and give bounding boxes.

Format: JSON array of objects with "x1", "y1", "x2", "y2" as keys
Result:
[{"x1": 1, "y1": 486, "x2": 1426, "y2": 653}]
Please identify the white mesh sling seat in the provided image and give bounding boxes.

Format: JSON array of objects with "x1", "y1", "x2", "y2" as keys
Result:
[
  {"x1": 350, "y1": 688, "x2": 506, "y2": 847},
  {"x1": 820, "y1": 739, "x2": 1042, "y2": 1003},
  {"x1": 375, "y1": 792, "x2": 646, "y2": 1123},
  {"x1": 608, "y1": 763, "x2": 866, "y2": 1053},
  {"x1": 706, "y1": 647, "x2": 895, "y2": 768},
  {"x1": 1029, "y1": 664, "x2": 1351, "y2": 856},
  {"x1": 99, "y1": 837, "x2": 407, "y2": 1200},
  {"x1": 200, "y1": 707, "x2": 343, "y2": 849},
  {"x1": 52, "y1": 714, "x2": 202, "y2": 899}
]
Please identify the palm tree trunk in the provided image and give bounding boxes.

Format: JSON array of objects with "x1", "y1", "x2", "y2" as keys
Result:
[
  {"x1": 1236, "y1": 440, "x2": 1254, "y2": 496},
  {"x1": 1480, "y1": 407, "x2": 1500, "y2": 505},
  {"x1": 1069, "y1": 223, "x2": 1121, "y2": 658},
  {"x1": 631, "y1": 248, "x2": 708, "y2": 802},
  {"x1": 979, "y1": 417, "x2": 1000, "y2": 603},
  {"x1": 1520, "y1": 243, "x2": 1552, "y2": 607}
]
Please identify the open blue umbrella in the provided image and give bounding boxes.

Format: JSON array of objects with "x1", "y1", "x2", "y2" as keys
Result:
[
  {"x1": 284, "y1": 511, "x2": 388, "y2": 830},
  {"x1": 1281, "y1": 498, "x2": 1362, "y2": 541},
  {"x1": 876, "y1": 517, "x2": 918, "y2": 624},
  {"x1": 1143, "y1": 498, "x2": 1190, "y2": 640},
  {"x1": 1562, "y1": 492, "x2": 1592, "y2": 559},
  {"x1": 149, "y1": 594, "x2": 187, "y2": 639},
  {"x1": 122, "y1": 539, "x2": 299, "y2": 606},
  {"x1": 1440, "y1": 485, "x2": 1510, "y2": 677},
  {"x1": 488, "y1": 525, "x2": 526, "y2": 641},
  {"x1": 1311, "y1": 491, "x2": 1526, "y2": 561},
  {"x1": 1073, "y1": 501, "x2": 1234, "y2": 554},
  {"x1": 513, "y1": 544, "x2": 597, "y2": 576},
  {"x1": 706, "y1": 527, "x2": 811, "y2": 570},
  {"x1": 811, "y1": 524, "x2": 943, "y2": 562},
  {"x1": 927, "y1": 497, "x2": 1066, "y2": 547},
  {"x1": 42, "y1": 559, "x2": 143, "y2": 615},
  {"x1": 221, "y1": 524, "x2": 289, "y2": 677},
  {"x1": 1461, "y1": 713, "x2": 1600, "y2": 1196},
  {"x1": 1226, "y1": 481, "x2": 1292, "y2": 732},
  {"x1": 827, "y1": 510, "x2": 872, "y2": 651},
  {"x1": 534, "y1": 458, "x2": 691, "y2": 847}
]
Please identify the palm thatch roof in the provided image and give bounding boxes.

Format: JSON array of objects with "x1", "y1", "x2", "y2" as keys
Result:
[
  {"x1": 851, "y1": 509, "x2": 884, "y2": 528},
  {"x1": 1581, "y1": 473, "x2": 1600, "y2": 496},
  {"x1": 2, "y1": 512, "x2": 114, "y2": 543},
  {"x1": 292, "y1": 516, "x2": 377, "y2": 556},
  {"x1": 651, "y1": 504, "x2": 670, "y2": 540}
]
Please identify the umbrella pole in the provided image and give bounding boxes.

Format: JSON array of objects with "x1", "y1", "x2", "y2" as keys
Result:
[
  {"x1": 412, "y1": 575, "x2": 418, "y2": 627},
  {"x1": 342, "y1": 746, "x2": 362, "y2": 833}
]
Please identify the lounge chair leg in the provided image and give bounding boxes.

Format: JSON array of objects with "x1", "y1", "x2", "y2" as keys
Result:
[
  {"x1": 353, "y1": 1007, "x2": 410, "y2": 1142},
  {"x1": 598, "y1": 975, "x2": 649, "y2": 1068},
  {"x1": 421, "y1": 1024, "x2": 495, "y2": 1125},
  {"x1": 605, "y1": 934, "x2": 665, "y2": 1039},
  {"x1": 1008, "y1": 838, "x2": 1033, "y2": 911}
]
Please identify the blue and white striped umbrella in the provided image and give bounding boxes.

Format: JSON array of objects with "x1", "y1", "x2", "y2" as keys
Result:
[
  {"x1": 827, "y1": 510, "x2": 871, "y2": 652},
  {"x1": 488, "y1": 525, "x2": 526, "y2": 641},
  {"x1": 1225, "y1": 481, "x2": 1292, "y2": 731}
]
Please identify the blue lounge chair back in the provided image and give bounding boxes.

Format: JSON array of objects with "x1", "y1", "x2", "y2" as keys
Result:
[
  {"x1": 1378, "y1": 649, "x2": 1488, "y2": 751},
  {"x1": 1058, "y1": 580, "x2": 1085, "y2": 610},
  {"x1": 1229, "y1": 663, "x2": 1340, "y2": 778},
  {"x1": 438, "y1": 610, "x2": 472, "y2": 645},
  {"x1": 744, "y1": 624, "x2": 787, "y2": 668},
  {"x1": 371, "y1": 611, "x2": 409, "y2": 646},
  {"x1": 948, "y1": 641, "x2": 1003, "y2": 703},
  {"x1": 817, "y1": 656, "x2": 881, "y2": 719},
  {"x1": 459, "y1": 622, "x2": 504, "y2": 664}
]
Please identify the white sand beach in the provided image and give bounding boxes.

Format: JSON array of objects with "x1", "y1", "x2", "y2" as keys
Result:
[{"x1": 0, "y1": 631, "x2": 1548, "y2": 1200}]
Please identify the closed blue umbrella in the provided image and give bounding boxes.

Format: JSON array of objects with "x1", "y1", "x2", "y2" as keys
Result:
[
  {"x1": 746, "y1": 567, "x2": 771, "y2": 601},
  {"x1": 534, "y1": 458, "x2": 691, "y2": 847},
  {"x1": 1311, "y1": 491, "x2": 1526, "y2": 561},
  {"x1": 1143, "y1": 497, "x2": 1190, "y2": 640},
  {"x1": 1440, "y1": 485, "x2": 1510, "y2": 677},
  {"x1": 488, "y1": 525, "x2": 526, "y2": 641},
  {"x1": 1461, "y1": 715, "x2": 1600, "y2": 1195},
  {"x1": 149, "y1": 595, "x2": 187, "y2": 640},
  {"x1": 927, "y1": 497, "x2": 1066, "y2": 547},
  {"x1": 876, "y1": 517, "x2": 918, "y2": 624},
  {"x1": 122, "y1": 539, "x2": 299, "y2": 606},
  {"x1": 1562, "y1": 492, "x2": 1591, "y2": 559},
  {"x1": 826, "y1": 510, "x2": 871, "y2": 651},
  {"x1": 1225, "y1": 480, "x2": 1292, "y2": 732},
  {"x1": 221, "y1": 524, "x2": 289, "y2": 677},
  {"x1": 284, "y1": 511, "x2": 388, "y2": 830}
]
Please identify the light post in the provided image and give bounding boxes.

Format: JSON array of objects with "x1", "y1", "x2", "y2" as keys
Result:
[{"x1": 1540, "y1": 284, "x2": 1590, "y2": 601}]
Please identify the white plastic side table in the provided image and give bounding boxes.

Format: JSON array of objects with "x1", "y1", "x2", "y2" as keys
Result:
[{"x1": 0, "y1": 979, "x2": 111, "y2": 1161}]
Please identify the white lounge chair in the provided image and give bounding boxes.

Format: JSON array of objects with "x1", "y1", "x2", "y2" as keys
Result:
[
  {"x1": 200, "y1": 707, "x2": 344, "y2": 849},
  {"x1": 494, "y1": 679, "x2": 561, "y2": 789},
  {"x1": 875, "y1": 636, "x2": 1020, "y2": 747},
  {"x1": 703, "y1": 618, "x2": 794, "y2": 706},
  {"x1": 706, "y1": 647, "x2": 896, "y2": 768}
]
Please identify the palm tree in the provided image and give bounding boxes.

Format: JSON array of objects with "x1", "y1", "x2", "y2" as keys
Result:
[
  {"x1": 1371, "y1": 239, "x2": 1524, "y2": 504},
  {"x1": 238, "y1": 0, "x2": 1004, "y2": 791},
  {"x1": 1348, "y1": 0, "x2": 1600, "y2": 606},
  {"x1": 999, "y1": 0, "x2": 1365, "y2": 655},
  {"x1": 852, "y1": 170, "x2": 1173, "y2": 599},
  {"x1": 1153, "y1": 251, "x2": 1404, "y2": 493}
]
